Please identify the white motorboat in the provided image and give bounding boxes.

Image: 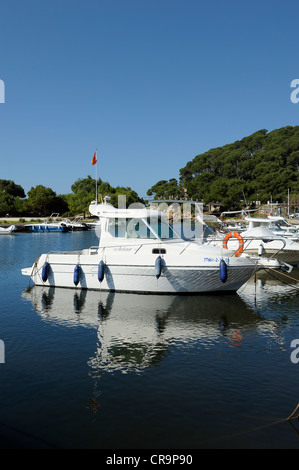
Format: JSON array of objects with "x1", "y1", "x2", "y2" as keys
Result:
[
  {"x1": 60, "y1": 216, "x2": 90, "y2": 231},
  {"x1": 267, "y1": 215, "x2": 299, "y2": 232},
  {"x1": 245, "y1": 216, "x2": 299, "y2": 241},
  {"x1": 208, "y1": 224, "x2": 299, "y2": 267},
  {"x1": 21, "y1": 200, "x2": 256, "y2": 294},
  {"x1": 0, "y1": 225, "x2": 16, "y2": 235}
]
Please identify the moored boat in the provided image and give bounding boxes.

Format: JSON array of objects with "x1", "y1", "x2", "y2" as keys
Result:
[
  {"x1": 206, "y1": 224, "x2": 299, "y2": 267},
  {"x1": 267, "y1": 215, "x2": 299, "y2": 232},
  {"x1": 0, "y1": 225, "x2": 16, "y2": 235},
  {"x1": 25, "y1": 214, "x2": 69, "y2": 233},
  {"x1": 60, "y1": 216, "x2": 90, "y2": 231},
  {"x1": 245, "y1": 216, "x2": 299, "y2": 241},
  {"x1": 21, "y1": 199, "x2": 257, "y2": 294}
]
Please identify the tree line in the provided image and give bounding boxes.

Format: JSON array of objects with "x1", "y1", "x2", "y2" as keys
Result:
[
  {"x1": 147, "y1": 126, "x2": 299, "y2": 210},
  {"x1": 0, "y1": 176, "x2": 141, "y2": 217},
  {"x1": 2, "y1": 126, "x2": 299, "y2": 217}
]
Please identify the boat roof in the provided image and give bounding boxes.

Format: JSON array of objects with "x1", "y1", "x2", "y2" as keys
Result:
[
  {"x1": 246, "y1": 216, "x2": 292, "y2": 224},
  {"x1": 89, "y1": 202, "x2": 167, "y2": 219},
  {"x1": 245, "y1": 217, "x2": 273, "y2": 223},
  {"x1": 243, "y1": 226, "x2": 276, "y2": 237}
]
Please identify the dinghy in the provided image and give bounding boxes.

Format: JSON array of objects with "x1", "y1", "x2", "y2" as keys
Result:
[{"x1": 0, "y1": 225, "x2": 16, "y2": 235}]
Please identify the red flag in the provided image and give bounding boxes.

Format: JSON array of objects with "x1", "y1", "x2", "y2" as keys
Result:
[{"x1": 91, "y1": 151, "x2": 97, "y2": 165}]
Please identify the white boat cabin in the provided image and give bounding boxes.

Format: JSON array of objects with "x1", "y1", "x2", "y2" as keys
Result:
[{"x1": 89, "y1": 201, "x2": 181, "y2": 244}]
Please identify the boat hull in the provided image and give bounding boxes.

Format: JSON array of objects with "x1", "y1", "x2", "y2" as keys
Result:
[
  {"x1": 25, "y1": 225, "x2": 68, "y2": 233},
  {"x1": 23, "y1": 252, "x2": 256, "y2": 294}
]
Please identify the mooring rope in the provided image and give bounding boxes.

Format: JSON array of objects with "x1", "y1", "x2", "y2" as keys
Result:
[{"x1": 197, "y1": 404, "x2": 299, "y2": 447}]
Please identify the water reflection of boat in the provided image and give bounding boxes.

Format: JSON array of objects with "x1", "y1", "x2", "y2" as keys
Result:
[
  {"x1": 22, "y1": 285, "x2": 286, "y2": 375},
  {"x1": 239, "y1": 268, "x2": 299, "y2": 309}
]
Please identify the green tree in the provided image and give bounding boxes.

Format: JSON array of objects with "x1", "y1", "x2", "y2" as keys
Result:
[
  {"x1": 109, "y1": 186, "x2": 141, "y2": 207},
  {"x1": 0, "y1": 180, "x2": 26, "y2": 216},
  {"x1": 177, "y1": 126, "x2": 299, "y2": 210},
  {"x1": 147, "y1": 179, "x2": 184, "y2": 199},
  {"x1": 67, "y1": 176, "x2": 142, "y2": 215},
  {"x1": 67, "y1": 176, "x2": 98, "y2": 215},
  {"x1": 24, "y1": 185, "x2": 68, "y2": 216},
  {"x1": 0, "y1": 180, "x2": 26, "y2": 198},
  {"x1": 0, "y1": 191, "x2": 15, "y2": 216}
]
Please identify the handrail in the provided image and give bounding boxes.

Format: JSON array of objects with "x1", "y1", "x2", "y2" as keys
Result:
[
  {"x1": 237, "y1": 236, "x2": 287, "y2": 259},
  {"x1": 204, "y1": 235, "x2": 288, "y2": 259},
  {"x1": 42, "y1": 236, "x2": 290, "y2": 261}
]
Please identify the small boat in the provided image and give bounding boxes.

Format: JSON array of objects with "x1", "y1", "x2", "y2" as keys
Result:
[
  {"x1": 60, "y1": 216, "x2": 90, "y2": 231},
  {"x1": 267, "y1": 215, "x2": 299, "y2": 233},
  {"x1": 207, "y1": 224, "x2": 299, "y2": 267},
  {"x1": 245, "y1": 216, "x2": 299, "y2": 241},
  {"x1": 25, "y1": 214, "x2": 69, "y2": 233},
  {"x1": 0, "y1": 225, "x2": 16, "y2": 235},
  {"x1": 21, "y1": 199, "x2": 257, "y2": 294}
]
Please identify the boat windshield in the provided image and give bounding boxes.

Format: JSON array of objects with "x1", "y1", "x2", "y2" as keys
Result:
[
  {"x1": 276, "y1": 219, "x2": 291, "y2": 227},
  {"x1": 107, "y1": 217, "x2": 180, "y2": 240}
]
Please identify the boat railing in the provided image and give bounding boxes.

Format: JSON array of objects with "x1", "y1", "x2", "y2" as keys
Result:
[
  {"x1": 46, "y1": 250, "x2": 86, "y2": 256},
  {"x1": 45, "y1": 235, "x2": 287, "y2": 260},
  {"x1": 97, "y1": 238, "x2": 243, "y2": 258},
  {"x1": 244, "y1": 236, "x2": 287, "y2": 259},
  {"x1": 98, "y1": 239, "x2": 184, "y2": 251},
  {"x1": 89, "y1": 246, "x2": 99, "y2": 254},
  {"x1": 205, "y1": 235, "x2": 287, "y2": 259}
]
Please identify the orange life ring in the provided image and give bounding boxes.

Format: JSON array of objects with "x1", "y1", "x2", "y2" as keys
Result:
[{"x1": 223, "y1": 231, "x2": 244, "y2": 257}]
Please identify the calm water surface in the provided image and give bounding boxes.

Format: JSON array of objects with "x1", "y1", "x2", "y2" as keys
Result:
[{"x1": 0, "y1": 230, "x2": 299, "y2": 449}]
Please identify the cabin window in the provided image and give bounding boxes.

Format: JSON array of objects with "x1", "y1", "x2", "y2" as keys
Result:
[
  {"x1": 147, "y1": 217, "x2": 179, "y2": 239},
  {"x1": 107, "y1": 216, "x2": 180, "y2": 240},
  {"x1": 107, "y1": 218, "x2": 151, "y2": 239}
]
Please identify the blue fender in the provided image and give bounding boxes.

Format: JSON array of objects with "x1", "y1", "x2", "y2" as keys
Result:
[
  {"x1": 42, "y1": 262, "x2": 50, "y2": 283},
  {"x1": 98, "y1": 260, "x2": 105, "y2": 283},
  {"x1": 219, "y1": 259, "x2": 228, "y2": 283},
  {"x1": 74, "y1": 264, "x2": 81, "y2": 286},
  {"x1": 155, "y1": 256, "x2": 162, "y2": 279}
]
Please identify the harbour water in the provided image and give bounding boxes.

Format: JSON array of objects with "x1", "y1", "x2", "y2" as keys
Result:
[{"x1": 0, "y1": 230, "x2": 299, "y2": 449}]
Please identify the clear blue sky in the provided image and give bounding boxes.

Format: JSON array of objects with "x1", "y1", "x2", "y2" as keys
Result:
[{"x1": 0, "y1": 0, "x2": 298, "y2": 198}]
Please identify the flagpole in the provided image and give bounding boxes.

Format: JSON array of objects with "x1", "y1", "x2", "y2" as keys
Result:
[
  {"x1": 95, "y1": 149, "x2": 98, "y2": 203},
  {"x1": 91, "y1": 149, "x2": 98, "y2": 203}
]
